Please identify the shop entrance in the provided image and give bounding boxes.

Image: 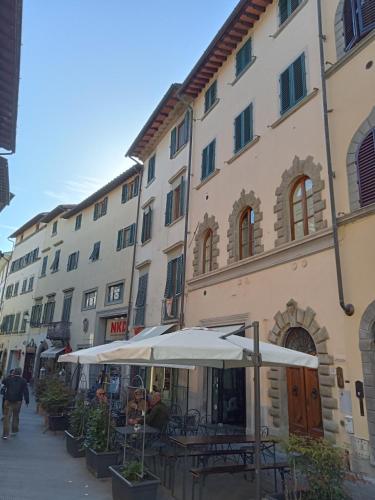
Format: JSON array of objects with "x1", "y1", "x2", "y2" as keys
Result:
[
  {"x1": 23, "y1": 352, "x2": 35, "y2": 382},
  {"x1": 211, "y1": 367, "x2": 246, "y2": 426}
]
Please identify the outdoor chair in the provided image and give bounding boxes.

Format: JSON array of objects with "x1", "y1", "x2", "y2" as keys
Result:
[{"x1": 183, "y1": 409, "x2": 201, "y2": 435}]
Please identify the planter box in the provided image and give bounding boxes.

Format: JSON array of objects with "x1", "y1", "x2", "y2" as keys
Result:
[
  {"x1": 65, "y1": 431, "x2": 85, "y2": 458},
  {"x1": 109, "y1": 465, "x2": 160, "y2": 500},
  {"x1": 48, "y1": 414, "x2": 68, "y2": 431},
  {"x1": 86, "y1": 448, "x2": 119, "y2": 478}
]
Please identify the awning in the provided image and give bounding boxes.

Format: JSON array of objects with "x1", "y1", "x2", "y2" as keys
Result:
[
  {"x1": 129, "y1": 324, "x2": 176, "y2": 343},
  {"x1": 40, "y1": 346, "x2": 65, "y2": 359}
]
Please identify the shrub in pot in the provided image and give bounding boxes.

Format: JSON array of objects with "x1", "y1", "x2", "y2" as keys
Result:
[
  {"x1": 84, "y1": 403, "x2": 118, "y2": 478},
  {"x1": 39, "y1": 377, "x2": 73, "y2": 431},
  {"x1": 65, "y1": 395, "x2": 90, "y2": 457},
  {"x1": 109, "y1": 461, "x2": 160, "y2": 500}
]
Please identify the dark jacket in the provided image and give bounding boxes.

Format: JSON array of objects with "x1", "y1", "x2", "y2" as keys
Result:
[
  {"x1": 3, "y1": 375, "x2": 29, "y2": 404},
  {"x1": 145, "y1": 401, "x2": 169, "y2": 431}
]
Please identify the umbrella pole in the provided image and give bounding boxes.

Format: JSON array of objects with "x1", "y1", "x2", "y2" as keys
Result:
[{"x1": 253, "y1": 321, "x2": 261, "y2": 500}]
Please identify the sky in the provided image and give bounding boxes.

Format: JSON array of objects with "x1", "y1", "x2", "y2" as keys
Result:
[{"x1": 0, "y1": 0, "x2": 239, "y2": 251}]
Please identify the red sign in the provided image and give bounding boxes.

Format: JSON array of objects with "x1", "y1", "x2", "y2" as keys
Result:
[{"x1": 106, "y1": 317, "x2": 127, "y2": 340}]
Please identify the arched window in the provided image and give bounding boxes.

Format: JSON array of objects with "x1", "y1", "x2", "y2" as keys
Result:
[
  {"x1": 357, "y1": 128, "x2": 375, "y2": 207},
  {"x1": 239, "y1": 207, "x2": 254, "y2": 260},
  {"x1": 290, "y1": 176, "x2": 315, "y2": 240},
  {"x1": 285, "y1": 327, "x2": 316, "y2": 355},
  {"x1": 343, "y1": 0, "x2": 375, "y2": 51},
  {"x1": 202, "y1": 229, "x2": 213, "y2": 273}
]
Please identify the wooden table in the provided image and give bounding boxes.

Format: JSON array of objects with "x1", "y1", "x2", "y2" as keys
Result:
[{"x1": 169, "y1": 434, "x2": 277, "y2": 500}]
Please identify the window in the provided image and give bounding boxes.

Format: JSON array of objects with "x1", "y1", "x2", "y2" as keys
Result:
[
  {"x1": 10, "y1": 247, "x2": 39, "y2": 274},
  {"x1": 21, "y1": 279, "x2": 27, "y2": 294},
  {"x1": 236, "y1": 39, "x2": 252, "y2": 77},
  {"x1": 13, "y1": 282, "x2": 19, "y2": 296},
  {"x1": 165, "y1": 177, "x2": 185, "y2": 225},
  {"x1": 13, "y1": 313, "x2": 20, "y2": 333},
  {"x1": 239, "y1": 207, "x2": 255, "y2": 259},
  {"x1": 1, "y1": 315, "x2": 15, "y2": 334},
  {"x1": 40, "y1": 255, "x2": 48, "y2": 277},
  {"x1": 204, "y1": 81, "x2": 217, "y2": 113},
  {"x1": 357, "y1": 128, "x2": 375, "y2": 207},
  {"x1": 147, "y1": 155, "x2": 156, "y2": 184},
  {"x1": 75, "y1": 214, "x2": 82, "y2": 230},
  {"x1": 164, "y1": 256, "x2": 183, "y2": 299},
  {"x1": 52, "y1": 221, "x2": 58, "y2": 235},
  {"x1": 343, "y1": 0, "x2": 375, "y2": 51},
  {"x1": 141, "y1": 207, "x2": 152, "y2": 243},
  {"x1": 82, "y1": 289, "x2": 97, "y2": 310},
  {"x1": 122, "y1": 177, "x2": 140, "y2": 203},
  {"x1": 201, "y1": 140, "x2": 216, "y2": 180},
  {"x1": 89, "y1": 241, "x2": 101, "y2": 261},
  {"x1": 28, "y1": 276, "x2": 34, "y2": 292},
  {"x1": 116, "y1": 224, "x2": 136, "y2": 251},
  {"x1": 290, "y1": 176, "x2": 315, "y2": 240},
  {"x1": 280, "y1": 53, "x2": 306, "y2": 115},
  {"x1": 93, "y1": 197, "x2": 108, "y2": 220},
  {"x1": 203, "y1": 230, "x2": 213, "y2": 273},
  {"x1": 61, "y1": 291, "x2": 73, "y2": 322},
  {"x1": 20, "y1": 311, "x2": 28, "y2": 332},
  {"x1": 279, "y1": 0, "x2": 302, "y2": 26},
  {"x1": 234, "y1": 104, "x2": 253, "y2": 153},
  {"x1": 5, "y1": 284, "x2": 13, "y2": 299},
  {"x1": 106, "y1": 282, "x2": 124, "y2": 304},
  {"x1": 42, "y1": 298, "x2": 55, "y2": 325},
  {"x1": 67, "y1": 251, "x2": 79, "y2": 271},
  {"x1": 170, "y1": 112, "x2": 190, "y2": 158},
  {"x1": 134, "y1": 274, "x2": 148, "y2": 326},
  {"x1": 30, "y1": 301, "x2": 43, "y2": 327},
  {"x1": 50, "y1": 249, "x2": 60, "y2": 273}
]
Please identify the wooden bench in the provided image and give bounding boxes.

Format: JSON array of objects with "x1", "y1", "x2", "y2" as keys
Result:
[{"x1": 190, "y1": 462, "x2": 290, "y2": 500}]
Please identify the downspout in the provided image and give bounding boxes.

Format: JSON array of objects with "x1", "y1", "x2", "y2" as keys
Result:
[
  {"x1": 125, "y1": 159, "x2": 144, "y2": 339},
  {"x1": 316, "y1": 0, "x2": 354, "y2": 316},
  {"x1": 176, "y1": 94, "x2": 194, "y2": 329}
]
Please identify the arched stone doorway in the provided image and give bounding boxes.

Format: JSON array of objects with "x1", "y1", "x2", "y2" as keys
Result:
[
  {"x1": 268, "y1": 299, "x2": 338, "y2": 441},
  {"x1": 285, "y1": 327, "x2": 323, "y2": 437}
]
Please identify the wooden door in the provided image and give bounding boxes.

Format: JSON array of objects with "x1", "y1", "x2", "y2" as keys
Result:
[{"x1": 287, "y1": 367, "x2": 323, "y2": 437}]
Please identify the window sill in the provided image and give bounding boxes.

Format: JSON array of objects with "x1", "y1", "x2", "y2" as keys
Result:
[
  {"x1": 271, "y1": 0, "x2": 308, "y2": 39},
  {"x1": 104, "y1": 300, "x2": 123, "y2": 307},
  {"x1": 51, "y1": 269, "x2": 59, "y2": 274},
  {"x1": 231, "y1": 57, "x2": 257, "y2": 86},
  {"x1": 53, "y1": 240, "x2": 63, "y2": 247},
  {"x1": 226, "y1": 136, "x2": 261, "y2": 165},
  {"x1": 270, "y1": 88, "x2": 319, "y2": 129},
  {"x1": 145, "y1": 177, "x2": 155, "y2": 189},
  {"x1": 166, "y1": 215, "x2": 184, "y2": 228},
  {"x1": 201, "y1": 98, "x2": 220, "y2": 122},
  {"x1": 170, "y1": 142, "x2": 188, "y2": 160},
  {"x1": 195, "y1": 169, "x2": 220, "y2": 190},
  {"x1": 141, "y1": 238, "x2": 152, "y2": 247}
]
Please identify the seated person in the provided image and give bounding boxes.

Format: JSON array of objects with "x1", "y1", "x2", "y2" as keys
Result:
[
  {"x1": 145, "y1": 392, "x2": 169, "y2": 431},
  {"x1": 126, "y1": 389, "x2": 147, "y2": 424},
  {"x1": 93, "y1": 388, "x2": 108, "y2": 406}
]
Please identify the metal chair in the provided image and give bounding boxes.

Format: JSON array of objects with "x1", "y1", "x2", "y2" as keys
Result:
[{"x1": 183, "y1": 409, "x2": 201, "y2": 435}]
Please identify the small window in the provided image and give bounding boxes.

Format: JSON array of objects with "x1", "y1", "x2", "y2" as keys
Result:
[
  {"x1": 147, "y1": 155, "x2": 156, "y2": 184},
  {"x1": 170, "y1": 112, "x2": 190, "y2": 158},
  {"x1": 290, "y1": 176, "x2": 315, "y2": 240},
  {"x1": 61, "y1": 291, "x2": 73, "y2": 322},
  {"x1": 165, "y1": 177, "x2": 185, "y2": 226},
  {"x1": 40, "y1": 255, "x2": 48, "y2": 277},
  {"x1": 106, "y1": 282, "x2": 124, "y2": 304},
  {"x1": 28, "y1": 276, "x2": 34, "y2": 292},
  {"x1": 201, "y1": 140, "x2": 216, "y2": 180},
  {"x1": 42, "y1": 298, "x2": 55, "y2": 325},
  {"x1": 343, "y1": 0, "x2": 375, "y2": 51},
  {"x1": 13, "y1": 282, "x2": 19, "y2": 296},
  {"x1": 280, "y1": 53, "x2": 307, "y2": 115},
  {"x1": 122, "y1": 177, "x2": 140, "y2": 203},
  {"x1": 164, "y1": 255, "x2": 184, "y2": 298},
  {"x1": 52, "y1": 221, "x2": 58, "y2": 236},
  {"x1": 75, "y1": 214, "x2": 82, "y2": 230},
  {"x1": 67, "y1": 251, "x2": 79, "y2": 271},
  {"x1": 82, "y1": 289, "x2": 97, "y2": 310},
  {"x1": 239, "y1": 207, "x2": 255, "y2": 260},
  {"x1": 357, "y1": 128, "x2": 375, "y2": 207},
  {"x1": 50, "y1": 249, "x2": 60, "y2": 273},
  {"x1": 93, "y1": 197, "x2": 108, "y2": 220},
  {"x1": 5, "y1": 284, "x2": 13, "y2": 299},
  {"x1": 89, "y1": 241, "x2": 101, "y2": 261},
  {"x1": 116, "y1": 224, "x2": 136, "y2": 251},
  {"x1": 234, "y1": 104, "x2": 253, "y2": 153},
  {"x1": 236, "y1": 39, "x2": 252, "y2": 77},
  {"x1": 203, "y1": 229, "x2": 213, "y2": 273},
  {"x1": 204, "y1": 81, "x2": 217, "y2": 113},
  {"x1": 21, "y1": 279, "x2": 27, "y2": 293},
  {"x1": 30, "y1": 301, "x2": 42, "y2": 327},
  {"x1": 141, "y1": 207, "x2": 152, "y2": 243},
  {"x1": 279, "y1": 0, "x2": 302, "y2": 26},
  {"x1": 13, "y1": 313, "x2": 20, "y2": 333}
]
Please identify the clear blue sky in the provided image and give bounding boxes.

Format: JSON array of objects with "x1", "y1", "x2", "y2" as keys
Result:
[{"x1": 0, "y1": 0, "x2": 238, "y2": 251}]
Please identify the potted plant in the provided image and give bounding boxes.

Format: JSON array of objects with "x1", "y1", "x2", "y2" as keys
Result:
[
  {"x1": 65, "y1": 395, "x2": 89, "y2": 457},
  {"x1": 109, "y1": 461, "x2": 160, "y2": 500},
  {"x1": 40, "y1": 377, "x2": 73, "y2": 431},
  {"x1": 267, "y1": 435, "x2": 349, "y2": 499},
  {"x1": 85, "y1": 403, "x2": 119, "y2": 478}
]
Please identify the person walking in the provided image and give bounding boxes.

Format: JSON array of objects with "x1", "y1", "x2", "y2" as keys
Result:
[{"x1": 2, "y1": 367, "x2": 29, "y2": 439}]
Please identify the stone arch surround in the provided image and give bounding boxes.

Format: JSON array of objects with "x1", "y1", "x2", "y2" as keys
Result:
[
  {"x1": 267, "y1": 299, "x2": 338, "y2": 441},
  {"x1": 192, "y1": 213, "x2": 220, "y2": 277},
  {"x1": 359, "y1": 301, "x2": 375, "y2": 465}
]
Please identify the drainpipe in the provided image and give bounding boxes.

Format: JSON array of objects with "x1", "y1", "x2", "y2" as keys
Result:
[
  {"x1": 125, "y1": 159, "x2": 144, "y2": 339},
  {"x1": 316, "y1": 0, "x2": 354, "y2": 316},
  {"x1": 176, "y1": 94, "x2": 194, "y2": 329}
]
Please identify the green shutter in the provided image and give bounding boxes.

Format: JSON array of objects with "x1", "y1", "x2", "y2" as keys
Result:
[
  {"x1": 184, "y1": 111, "x2": 190, "y2": 144},
  {"x1": 208, "y1": 140, "x2": 216, "y2": 175},
  {"x1": 133, "y1": 176, "x2": 139, "y2": 196},
  {"x1": 122, "y1": 184, "x2": 128, "y2": 203},
  {"x1": 116, "y1": 230, "x2": 123, "y2": 251},
  {"x1": 279, "y1": 0, "x2": 289, "y2": 25},
  {"x1": 165, "y1": 191, "x2": 173, "y2": 225},
  {"x1": 179, "y1": 177, "x2": 185, "y2": 216},
  {"x1": 164, "y1": 260, "x2": 174, "y2": 298},
  {"x1": 176, "y1": 255, "x2": 184, "y2": 295},
  {"x1": 244, "y1": 104, "x2": 253, "y2": 145},
  {"x1": 234, "y1": 114, "x2": 242, "y2": 153},
  {"x1": 280, "y1": 66, "x2": 291, "y2": 114},
  {"x1": 201, "y1": 146, "x2": 208, "y2": 180},
  {"x1": 93, "y1": 203, "x2": 99, "y2": 220},
  {"x1": 292, "y1": 53, "x2": 306, "y2": 103},
  {"x1": 147, "y1": 208, "x2": 152, "y2": 240},
  {"x1": 141, "y1": 212, "x2": 146, "y2": 243},
  {"x1": 136, "y1": 274, "x2": 148, "y2": 307},
  {"x1": 170, "y1": 128, "x2": 177, "y2": 158},
  {"x1": 129, "y1": 223, "x2": 136, "y2": 245}
]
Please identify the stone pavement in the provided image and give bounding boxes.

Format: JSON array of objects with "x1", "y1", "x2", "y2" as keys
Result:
[{"x1": 1, "y1": 400, "x2": 375, "y2": 500}]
